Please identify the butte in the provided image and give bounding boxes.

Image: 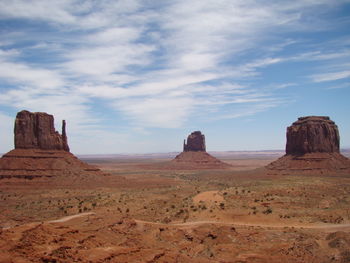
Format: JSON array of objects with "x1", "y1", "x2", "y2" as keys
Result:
[
  {"x1": 171, "y1": 131, "x2": 230, "y2": 169},
  {"x1": 266, "y1": 116, "x2": 350, "y2": 175},
  {"x1": 0, "y1": 110, "x2": 103, "y2": 179}
]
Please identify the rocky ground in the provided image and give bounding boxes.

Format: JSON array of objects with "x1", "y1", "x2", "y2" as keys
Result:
[{"x1": 1, "y1": 156, "x2": 350, "y2": 263}]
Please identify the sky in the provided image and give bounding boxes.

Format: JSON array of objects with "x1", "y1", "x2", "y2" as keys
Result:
[{"x1": 0, "y1": 0, "x2": 349, "y2": 154}]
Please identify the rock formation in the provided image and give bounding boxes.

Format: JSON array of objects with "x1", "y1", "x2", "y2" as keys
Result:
[
  {"x1": 267, "y1": 116, "x2": 350, "y2": 175},
  {"x1": 0, "y1": 110, "x2": 102, "y2": 179},
  {"x1": 183, "y1": 131, "x2": 206, "y2": 152},
  {"x1": 286, "y1": 116, "x2": 339, "y2": 155},
  {"x1": 172, "y1": 131, "x2": 230, "y2": 169},
  {"x1": 14, "y1": 110, "x2": 69, "y2": 151}
]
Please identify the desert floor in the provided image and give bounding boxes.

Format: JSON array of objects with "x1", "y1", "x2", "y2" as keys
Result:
[{"x1": 0, "y1": 153, "x2": 350, "y2": 263}]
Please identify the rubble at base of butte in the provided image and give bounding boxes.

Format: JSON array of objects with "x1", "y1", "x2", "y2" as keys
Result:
[
  {"x1": 266, "y1": 116, "x2": 350, "y2": 175},
  {"x1": 172, "y1": 131, "x2": 230, "y2": 169},
  {"x1": 0, "y1": 110, "x2": 102, "y2": 179}
]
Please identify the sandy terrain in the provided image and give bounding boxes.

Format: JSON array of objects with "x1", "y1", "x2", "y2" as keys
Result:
[{"x1": 1, "y1": 154, "x2": 350, "y2": 262}]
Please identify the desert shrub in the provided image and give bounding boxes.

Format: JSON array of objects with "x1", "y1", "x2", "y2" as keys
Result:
[
  {"x1": 340, "y1": 250, "x2": 350, "y2": 263},
  {"x1": 263, "y1": 208, "x2": 273, "y2": 214}
]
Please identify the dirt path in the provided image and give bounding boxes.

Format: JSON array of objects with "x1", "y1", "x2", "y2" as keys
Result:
[
  {"x1": 3, "y1": 212, "x2": 350, "y2": 232},
  {"x1": 48, "y1": 212, "x2": 95, "y2": 223},
  {"x1": 134, "y1": 219, "x2": 350, "y2": 231},
  {"x1": 2, "y1": 212, "x2": 96, "y2": 230}
]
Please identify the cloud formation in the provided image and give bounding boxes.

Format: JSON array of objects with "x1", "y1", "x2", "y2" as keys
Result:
[{"x1": 0, "y1": 0, "x2": 349, "y2": 152}]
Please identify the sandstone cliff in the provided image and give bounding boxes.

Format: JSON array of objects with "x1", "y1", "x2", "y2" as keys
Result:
[
  {"x1": 267, "y1": 116, "x2": 350, "y2": 175},
  {"x1": 172, "y1": 131, "x2": 229, "y2": 169},
  {"x1": 183, "y1": 131, "x2": 206, "y2": 152},
  {"x1": 14, "y1": 110, "x2": 69, "y2": 151},
  {"x1": 286, "y1": 116, "x2": 339, "y2": 155},
  {"x1": 0, "y1": 110, "x2": 103, "y2": 179}
]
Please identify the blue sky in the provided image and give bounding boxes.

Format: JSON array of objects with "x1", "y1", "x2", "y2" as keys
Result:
[{"x1": 0, "y1": 0, "x2": 349, "y2": 154}]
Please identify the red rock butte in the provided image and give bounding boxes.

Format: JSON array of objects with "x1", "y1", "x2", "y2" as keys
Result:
[
  {"x1": 267, "y1": 116, "x2": 350, "y2": 175},
  {"x1": 183, "y1": 131, "x2": 206, "y2": 152},
  {"x1": 286, "y1": 116, "x2": 339, "y2": 154},
  {"x1": 0, "y1": 110, "x2": 102, "y2": 179},
  {"x1": 14, "y1": 110, "x2": 69, "y2": 151},
  {"x1": 172, "y1": 131, "x2": 230, "y2": 169}
]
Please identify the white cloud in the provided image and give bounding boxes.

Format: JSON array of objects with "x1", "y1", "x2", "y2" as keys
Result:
[
  {"x1": 0, "y1": 0, "x2": 76, "y2": 25},
  {"x1": 0, "y1": 112, "x2": 13, "y2": 153},
  {"x1": 116, "y1": 96, "x2": 194, "y2": 128},
  {"x1": 325, "y1": 83, "x2": 349, "y2": 90},
  {"x1": 0, "y1": 61, "x2": 64, "y2": 89},
  {"x1": 0, "y1": 85, "x2": 97, "y2": 138},
  {"x1": 311, "y1": 71, "x2": 350, "y2": 82}
]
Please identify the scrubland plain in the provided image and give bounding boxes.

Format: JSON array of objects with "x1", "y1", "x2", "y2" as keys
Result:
[{"x1": 1, "y1": 152, "x2": 350, "y2": 263}]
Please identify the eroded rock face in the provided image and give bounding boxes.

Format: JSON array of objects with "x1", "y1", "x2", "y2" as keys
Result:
[
  {"x1": 14, "y1": 110, "x2": 69, "y2": 151},
  {"x1": 266, "y1": 116, "x2": 350, "y2": 175},
  {"x1": 0, "y1": 110, "x2": 106, "y2": 179},
  {"x1": 183, "y1": 131, "x2": 206, "y2": 152},
  {"x1": 286, "y1": 116, "x2": 339, "y2": 155}
]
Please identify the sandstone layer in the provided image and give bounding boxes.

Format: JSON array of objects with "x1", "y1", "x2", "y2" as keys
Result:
[
  {"x1": 267, "y1": 116, "x2": 350, "y2": 175},
  {"x1": 0, "y1": 149, "x2": 100, "y2": 179},
  {"x1": 0, "y1": 110, "x2": 102, "y2": 179}
]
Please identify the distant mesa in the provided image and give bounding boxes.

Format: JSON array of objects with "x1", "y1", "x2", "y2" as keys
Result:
[
  {"x1": 0, "y1": 110, "x2": 102, "y2": 179},
  {"x1": 172, "y1": 131, "x2": 230, "y2": 169},
  {"x1": 266, "y1": 116, "x2": 350, "y2": 175}
]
